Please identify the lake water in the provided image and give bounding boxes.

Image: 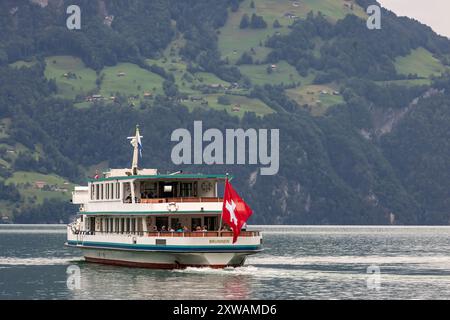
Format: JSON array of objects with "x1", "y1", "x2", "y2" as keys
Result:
[{"x1": 1, "y1": 225, "x2": 450, "y2": 299}]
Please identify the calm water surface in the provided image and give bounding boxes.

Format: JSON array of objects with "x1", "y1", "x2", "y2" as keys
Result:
[{"x1": 1, "y1": 225, "x2": 450, "y2": 299}]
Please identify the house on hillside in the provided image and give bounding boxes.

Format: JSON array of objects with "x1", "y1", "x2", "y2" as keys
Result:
[
  {"x1": 35, "y1": 181, "x2": 46, "y2": 189},
  {"x1": 117, "y1": 72, "x2": 126, "y2": 77},
  {"x1": 284, "y1": 12, "x2": 297, "y2": 19},
  {"x1": 190, "y1": 96, "x2": 203, "y2": 101},
  {"x1": 104, "y1": 15, "x2": 114, "y2": 27}
]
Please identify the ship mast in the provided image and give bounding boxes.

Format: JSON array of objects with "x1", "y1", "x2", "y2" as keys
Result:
[{"x1": 127, "y1": 125, "x2": 143, "y2": 175}]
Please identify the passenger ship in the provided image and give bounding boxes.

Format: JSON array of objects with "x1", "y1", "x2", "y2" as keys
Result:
[{"x1": 66, "y1": 126, "x2": 262, "y2": 269}]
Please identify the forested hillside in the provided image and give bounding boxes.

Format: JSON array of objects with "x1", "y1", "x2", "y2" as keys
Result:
[{"x1": 1, "y1": 0, "x2": 450, "y2": 225}]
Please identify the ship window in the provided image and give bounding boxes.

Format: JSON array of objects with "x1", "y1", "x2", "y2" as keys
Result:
[
  {"x1": 105, "y1": 184, "x2": 109, "y2": 200},
  {"x1": 91, "y1": 184, "x2": 95, "y2": 200},
  {"x1": 204, "y1": 216, "x2": 217, "y2": 231},
  {"x1": 170, "y1": 218, "x2": 180, "y2": 230},
  {"x1": 180, "y1": 182, "x2": 193, "y2": 197},
  {"x1": 191, "y1": 218, "x2": 202, "y2": 231},
  {"x1": 116, "y1": 182, "x2": 120, "y2": 199},
  {"x1": 141, "y1": 182, "x2": 157, "y2": 198},
  {"x1": 100, "y1": 184, "x2": 104, "y2": 200},
  {"x1": 193, "y1": 182, "x2": 198, "y2": 197},
  {"x1": 156, "y1": 239, "x2": 166, "y2": 245},
  {"x1": 110, "y1": 183, "x2": 114, "y2": 200},
  {"x1": 95, "y1": 184, "x2": 99, "y2": 200},
  {"x1": 155, "y1": 217, "x2": 169, "y2": 230}
]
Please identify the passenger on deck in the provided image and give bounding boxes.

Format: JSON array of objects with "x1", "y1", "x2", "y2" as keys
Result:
[
  {"x1": 202, "y1": 225, "x2": 208, "y2": 232},
  {"x1": 183, "y1": 226, "x2": 190, "y2": 232},
  {"x1": 125, "y1": 195, "x2": 132, "y2": 203},
  {"x1": 195, "y1": 226, "x2": 202, "y2": 232},
  {"x1": 161, "y1": 225, "x2": 167, "y2": 232}
]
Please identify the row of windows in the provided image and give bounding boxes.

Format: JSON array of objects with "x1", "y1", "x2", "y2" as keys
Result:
[
  {"x1": 91, "y1": 182, "x2": 121, "y2": 201},
  {"x1": 96, "y1": 217, "x2": 143, "y2": 233}
]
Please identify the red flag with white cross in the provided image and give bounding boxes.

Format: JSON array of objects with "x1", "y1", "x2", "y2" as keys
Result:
[{"x1": 221, "y1": 178, "x2": 253, "y2": 243}]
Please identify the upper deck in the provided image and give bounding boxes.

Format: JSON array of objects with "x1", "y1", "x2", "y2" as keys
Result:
[{"x1": 73, "y1": 172, "x2": 230, "y2": 215}]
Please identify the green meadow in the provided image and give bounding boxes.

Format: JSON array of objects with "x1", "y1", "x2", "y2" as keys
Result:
[
  {"x1": 395, "y1": 47, "x2": 448, "y2": 78},
  {"x1": 44, "y1": 56, "x2": 97, "y2": 99},
  {"x1": 286, "y1": 84, "x2": 344, "y2": 116},
  {"x1": 240, "y1": 61, "x2": 311, "y2": 86},
  {"x1": 377, "y1": 79, "x2": 432, "y2": 87},
  {"x1": 9, "y1": 60, "x2": 37, "y2": 68},
  {"x1": 6, "y1": 171, "x2": 74, "y2": 205},
  {"x1": 99, "y1": 63, "x2": 164, "y2": 98},
  {"x1": 185, "y1": 94, "x2": 274, "y2": 118}
]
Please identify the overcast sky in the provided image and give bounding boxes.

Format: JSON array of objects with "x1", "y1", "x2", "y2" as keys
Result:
[{"x1": 378, "y1": 0, "x2": 450, "y2": 38}]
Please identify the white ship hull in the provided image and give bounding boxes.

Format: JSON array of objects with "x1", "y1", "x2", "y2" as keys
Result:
[{"x1": 71, "y1": 246, "x2": 252, "y2": 268}]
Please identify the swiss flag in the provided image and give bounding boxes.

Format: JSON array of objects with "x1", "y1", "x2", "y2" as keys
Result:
[{"x1": 221, "y1": 178, "x2": 253, "y2": 243}]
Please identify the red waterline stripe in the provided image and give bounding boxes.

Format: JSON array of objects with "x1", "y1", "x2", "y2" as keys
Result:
[{"x1": 84, "y1": 256, "x2": 237, "y2": 269}]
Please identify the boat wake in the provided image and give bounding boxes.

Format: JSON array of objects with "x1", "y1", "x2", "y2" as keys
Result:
[
  {"x1": 0, "y1": 256, "x2": 84, "y2": 266},
  {"x1": 247, "y1": 255, "x2": 450, "y2": 266},
  {"x1": 174, "y1": 265, "x2": 259, "y2": 275}
]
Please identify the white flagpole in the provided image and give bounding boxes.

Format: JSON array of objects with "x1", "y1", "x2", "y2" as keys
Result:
[{"x1": 127, "y1": 125, "x2": 142, "y2": 175}]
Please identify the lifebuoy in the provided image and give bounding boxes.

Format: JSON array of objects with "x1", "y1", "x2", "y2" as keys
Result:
[{"x1": 167, "y1": 202, "x2": 179, "y2": 212}]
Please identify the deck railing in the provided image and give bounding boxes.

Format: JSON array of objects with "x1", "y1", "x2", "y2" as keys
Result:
[
  {"x1": 72, "y1": 230, "x2": 260, "y2": 237},
  {"x1": 139, "y1": 197, "x2": 223, "y2": 204},
  {"x1": 145, "y1": 231, "x2": 259, "y2": 237}
]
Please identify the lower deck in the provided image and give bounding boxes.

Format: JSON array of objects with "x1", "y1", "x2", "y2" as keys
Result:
[
  {"x1": 67, "y1": 228, "x2": 262, "y2": 249},
  {"x1": 77, "y1": 214, "x2": 226, "y2": 234}
]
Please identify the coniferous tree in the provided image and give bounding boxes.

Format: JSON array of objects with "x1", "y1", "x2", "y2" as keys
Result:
[
  {"x1": 273, "y1": 19, "x2": 282, "y2": 28},
  {"x1": 250, "y1": 14, "x2": 267, "y2": 29},
  {"x1": 240, "y1": 14, "x2": 250, "y2": 29}
]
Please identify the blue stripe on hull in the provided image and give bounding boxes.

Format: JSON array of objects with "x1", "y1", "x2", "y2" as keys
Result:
[{"x1": 66, "y1": 240, "x2": 262, "y2": 253}]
